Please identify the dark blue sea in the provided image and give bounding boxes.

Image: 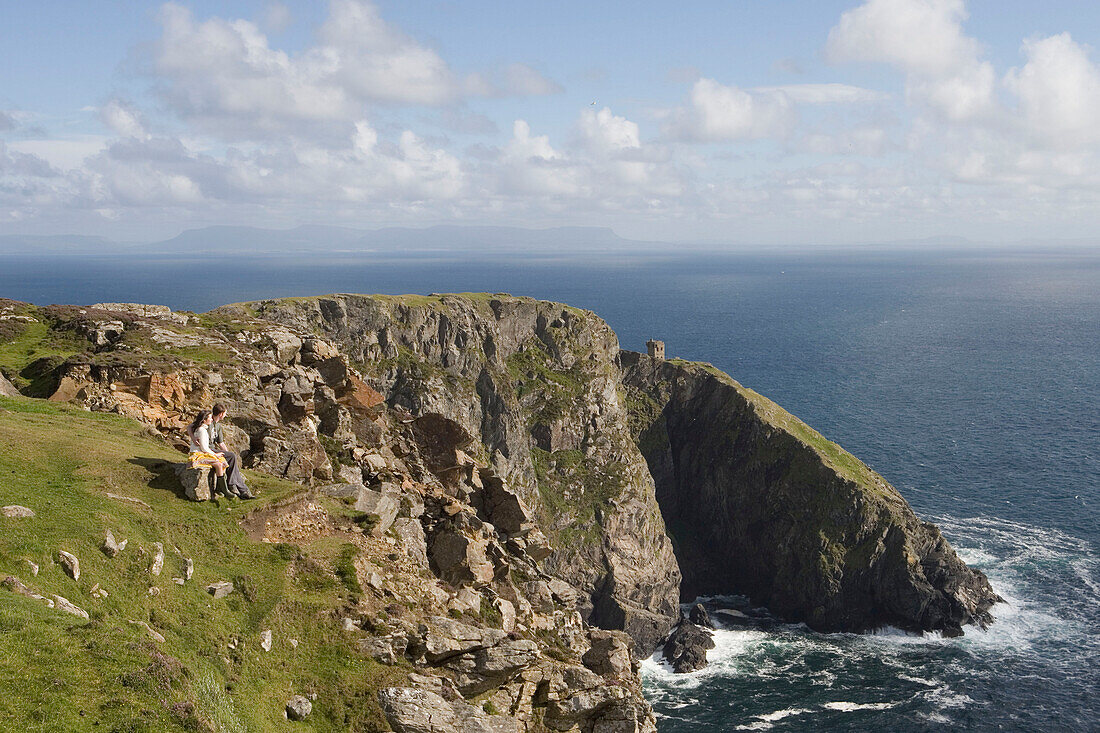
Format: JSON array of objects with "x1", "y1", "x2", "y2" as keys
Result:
[{"x1": 3, "y1": 246, "x2": 1098, "y2": 731}]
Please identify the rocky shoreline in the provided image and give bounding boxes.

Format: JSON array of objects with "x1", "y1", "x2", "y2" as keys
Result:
[{"x1": 0, "y1": 293, "x2": 1002, "y2": 729}]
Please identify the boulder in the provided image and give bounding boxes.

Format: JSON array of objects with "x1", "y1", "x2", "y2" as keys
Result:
[
  {"x1": 360, "y1": 634, "x2": 409, "y2": 664},
  {"x1": 442, "y1": 638, "x2": 540, "y2": 696},
  {"x1": 90, "y1": 303, "x2": 186, "y2": 324},
  {"x1": 58, "y1": 550, "x2": 80, "y2": 581},
  {"x1": 0, "y1": 372, "x2": 19, "y2": 397},
  {"x1": 129, "y1": 620, "x2": 165, "y2": 643},
  {"x1": 582, "y1": 629, "x2": 635, "y2": 679},
  {"x1": 320, "y1": 482, "x2": 360, "y2": 499},
  {"x1": 493, "y1": 598, "x2": 516, "y2": 633},
  {"x1": 286, "y1": 695, "x2": 312, "y2": 721},
  {"x1": 101, "y1": 529, "x2": 127, "y2": 557},
  {"x1": 378, "y1": 687, "x2": 518, "y2": 733},
  {"x1": 430, "y1": 530, "x2": 495, "y2": 586},
  {"x1": 362, "y1": 452, "x2": 389, "y2": 474},
  {"x1": 476, "y1": 475, "x2": 533, "y2": 536},
  {"x1": 51, "y1": 594, "x2": 89, "y2": 619},
  {"x1": 413, "y1": 616, "x2": 506, "y2": 664},
  {"x1": 83, "y1": 320, "x2": 125, "y2": 347},
  {"x1": 354, "y1": 486, "x2": 401, "y2": 537},
  {"x1": 150, "y1": 542, "x2": 164, "y2": 576},
  {"x1": 688, "y1": 603, "x2": 712, "y2": 628},
  {"x1": 447, "y1": 586, "x2": 482, "y2": 615},
  {"x1": 661, "y1": 621, "x2": 714, "y2": 673},
  {"x1": 174, "y1": 462, "x2": 212, "y2": 501},
  {"x1": 393, "y1": 518, "x2": 429, "y2": 566},
  {"x1": 2, "y1": 505, "x2": 35, "y2": 518},
  {"x1": 206, "y1": 581, "x2": 234, "y2": 599}
]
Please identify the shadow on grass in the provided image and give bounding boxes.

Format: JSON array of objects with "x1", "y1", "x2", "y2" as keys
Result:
[{"x1": 127, "y1": 456, "x2": 202, "y2": 503}]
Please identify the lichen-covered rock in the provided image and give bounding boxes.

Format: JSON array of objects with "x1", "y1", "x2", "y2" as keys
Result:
[
  {"x1": 174, "y1": 462, "x2": 211, "y2": 501},
  {"x1": 206, "y1": 581, "x2": 234, "y2": 599},
  {"x1": 101, "y1": 529, "x2": 127, "y2": 557},
  {"x1": 285, "y1": 695, "x2": 312, "y2": 721},
  {"x1": 2, "y1": 505, "x2": 35, "y2": 518},
  {"x1": 621, "y1": 350, "x2": 1002, "y2": 636},
  {"x1": 582, "y1": 629, "x2": 635, "y2": 679},
  {"x1": 58, "y1": 550, "x2": 80, "y2": 580},
  {"x1": 379, "y1": 687, "x2": 518, "y2": 733},
  {"x1": 236, "y1": 294, "x2": 682, "y2": 653}
]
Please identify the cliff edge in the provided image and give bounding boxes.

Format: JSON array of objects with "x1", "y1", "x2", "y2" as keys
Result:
[{"x1": 620, "y1": 350, "x2": 1001, "y2": 636}]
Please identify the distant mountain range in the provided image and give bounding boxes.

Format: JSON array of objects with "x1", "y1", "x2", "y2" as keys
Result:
[
  {"x1": 0, "y1": 225, "x2": 660, "y2": 256},
  {"x1": 1, "y1": 225, "x2": 1096, "y2": 256}
]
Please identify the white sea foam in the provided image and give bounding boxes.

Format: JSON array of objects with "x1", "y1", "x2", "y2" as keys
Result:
[
  {"x1": 645, "y1": 514, "x2": 1099, "y2": 728},
  {"x1": 823, "y1": 701, "x2": 898, "y2": 712},
  {"x1": 733, "y1": 708, "x2": 815, "y2": 730},
  {"x1": 641, "y1": 627, "x2": 770, "y2": 689}
]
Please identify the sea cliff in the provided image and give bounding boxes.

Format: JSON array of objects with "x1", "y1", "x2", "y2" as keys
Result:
[{"x1": 0, "y1": 294, "x2": 1000, "y2": 731}]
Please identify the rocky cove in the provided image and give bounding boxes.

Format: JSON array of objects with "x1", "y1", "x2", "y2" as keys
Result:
[{"x1": 0, "y1": 293, "x2": 1001, "y2": 731}]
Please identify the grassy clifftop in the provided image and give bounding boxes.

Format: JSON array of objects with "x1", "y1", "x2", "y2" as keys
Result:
[
  {"x1": 665, "y1": 358, "x2": 888, "y2": 492},
  {"x1": 0, "y1": 396, "x2": 404, "y2": 732}
]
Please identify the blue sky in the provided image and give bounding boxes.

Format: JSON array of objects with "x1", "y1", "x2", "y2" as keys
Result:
[{"x1": 3, "y1": 1, "x2": 1100, "y2": 244}]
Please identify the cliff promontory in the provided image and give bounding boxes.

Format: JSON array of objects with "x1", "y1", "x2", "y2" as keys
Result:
[
  {"x1": 620, "y1": 351, "x2": 1001, "y2": 636},
  {"x1": 0, "y1": 293, "x2": 1000, "y2": 730}
]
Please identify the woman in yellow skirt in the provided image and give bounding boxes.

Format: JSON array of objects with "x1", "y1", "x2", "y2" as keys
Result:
[{"x1": 187, "y1": 410, "x2": 231, "y2": 497}]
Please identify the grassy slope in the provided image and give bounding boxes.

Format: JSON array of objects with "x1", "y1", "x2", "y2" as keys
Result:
[{"x1": 0, "y1": 396, "x2": 403, "y2": 732}]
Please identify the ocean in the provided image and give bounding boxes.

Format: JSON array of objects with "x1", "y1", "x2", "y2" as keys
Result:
[{"x1": 2, "y1": 245, "x2": 1098, "y2": 731}]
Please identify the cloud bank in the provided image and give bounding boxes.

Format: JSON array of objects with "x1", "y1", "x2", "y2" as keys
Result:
[{"x1": 4, "y1": 0, "x2": 1100, "y2": 242}]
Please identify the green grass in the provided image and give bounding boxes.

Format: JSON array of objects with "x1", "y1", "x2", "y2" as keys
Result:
[
  {"x1": 666, "y1": 358, "x2": 885, "y2": 490},
  {"x1": 0, "y1": 395, "x2": 405, "y2": 731},
  {"x1": 0, "y1": 314, "x2": 89, "y2": 393},
  {"x1": 531, "y1": 447, "x2": 629, "y2": 547}
]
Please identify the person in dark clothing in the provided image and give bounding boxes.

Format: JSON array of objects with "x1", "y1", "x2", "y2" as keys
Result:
[{"x1": 210, "y1": 403, "x2": 254, "y2": 499}]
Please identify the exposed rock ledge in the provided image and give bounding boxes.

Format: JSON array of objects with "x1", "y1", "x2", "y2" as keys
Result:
[{"x1": 621, "y1": 350, "x2": 1002, "y2": 637}]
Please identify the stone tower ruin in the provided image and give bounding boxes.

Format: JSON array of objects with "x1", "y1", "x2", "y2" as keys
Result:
[{"x1": 646, "y1": 339, "x2": 665, "y2": 359}]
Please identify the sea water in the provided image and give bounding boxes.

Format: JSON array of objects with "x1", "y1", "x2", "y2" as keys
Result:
[{"x1": 2, "y1": 245, "x2": 1097, "y2": 730}]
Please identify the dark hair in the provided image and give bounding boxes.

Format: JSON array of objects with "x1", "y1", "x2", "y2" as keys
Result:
[
  {"x1": 212, "y1": 403, "x2": 226, "y2": 417},
  {"x1": 189, "y1": 410, "x2": 210, "y2": 434}
]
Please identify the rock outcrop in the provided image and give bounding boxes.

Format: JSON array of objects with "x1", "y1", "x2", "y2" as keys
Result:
[
  {"x1": 224, "y1": 294, "x2": 682, "y2": 653},
  {"x1": 0, "y1": 371, "x2": 19, "y2": 397},
  {"x1": 621, "y1": 351, "x2": 1001, "y2": 636},
  {"x1": 2, "y1": 289, "x2": 1002, "y2": 727}
]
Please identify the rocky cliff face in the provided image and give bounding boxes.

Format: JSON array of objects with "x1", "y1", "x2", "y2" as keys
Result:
[
  {"x1": 0, "y1": 291, "x2": 1002, "y2": 727},
  {"x1": 620, "y1": 351, "x2": 1001, "y2": 636},
  {"x1": 219, "y1": 294, "x2": 681, "y2": 652},
  {"x1": 1, "y1": 295, "x2": 677, "y2": 731}
]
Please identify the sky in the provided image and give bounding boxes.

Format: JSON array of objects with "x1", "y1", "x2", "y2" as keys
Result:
[{"x1": 3, "y1": 0, "x2": 1100, "y2": 245}]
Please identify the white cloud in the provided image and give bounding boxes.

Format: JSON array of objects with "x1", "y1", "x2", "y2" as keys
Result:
[
  {"x1": 8, "y1": 137, "x2": 109, "y2": 171},
  {"x1": 1005, "y1": 33, "x2": 1100, "y2": 148},
  {"x1": 577, "y1": 107, "x2": 640, "y2": 152},
  {"x1": 669, "y1": 78, "x2": 796, "y2": 142},
  {"x1": 151, "y1": 1, "x2": 561, "y2": 140},
  {"x1": 100, "y1": 99, "x2": 147, "y2": 138},
  {"x1": 315, "y1": 0, "x2": 467, "y2": 106},
  {"x1": 752, "y1": 83, "x2": 886, "y2": 105},
  {"x1": 0, "y1": 141, "x2": 59, "y2": 178},
  {"x1": 826, "y1": 0, "x2": 977, "y2": 76},
  {"x1": 826, "y1": 0, "x2": 995, "y2": 121}
]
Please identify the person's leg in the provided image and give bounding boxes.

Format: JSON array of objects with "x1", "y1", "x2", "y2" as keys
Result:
[
  {"x1": 213, "y1": 461, "x2": 232, "y2": 497},
  {"x1": 223, "y1": 452, "x2": 250, "y2": 498}
]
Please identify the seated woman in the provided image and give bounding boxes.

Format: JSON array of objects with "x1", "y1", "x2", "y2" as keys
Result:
[{"x1": 187, "y1": 410, "x2": 232, "y2": 498}]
